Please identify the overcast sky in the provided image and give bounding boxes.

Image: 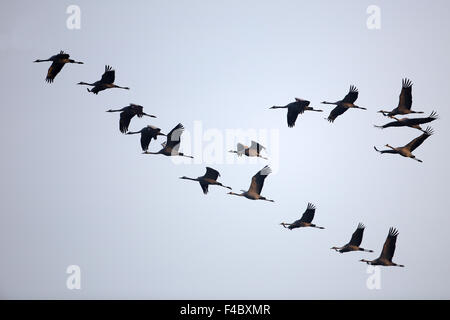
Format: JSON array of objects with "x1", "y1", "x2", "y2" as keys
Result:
[{"x1": 1, "y1": 0, "x2": 449, "y2": 299}]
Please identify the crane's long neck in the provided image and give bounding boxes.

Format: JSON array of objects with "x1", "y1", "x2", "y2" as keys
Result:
[
  {"x1": 307, "y1": 107, "x2": 323, "y2": 112},
  {"x1": 180, "y1": 176, "x2": 198, "y2": 182},
  {"x1": 78, "y1": 82, "x2": 95, "y2": 86},
  {"x1": 126, "y1": 130, "x2": 142, "y2": 135},
  {"x1": 270, "y1": 106, "x2": 288, "y2": 109},
  {"x1": 106, "y1": 108, "x2": 125, "y2": 113},
  {"x1": 228, "y1": 192, "x2": 243, "y2": 197},
  {"x1": 321, "y1": 101, "x2": 338, "y2": 105},
  {"x1": 34, "y1": 59, "x2": 51, "y2": 63}
]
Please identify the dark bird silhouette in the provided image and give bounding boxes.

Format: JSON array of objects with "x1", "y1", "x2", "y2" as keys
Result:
[
  {"x1": 331, "y1": 223, "x2": 373, "y2": 253},
  {"x1": 374, "y1": 126, "x2": 434, "y2": 162},
  {"x1": 322, "y1": 85, "x2": 366, "y2": 122},
  {"x1": 374, "y1": 111, "x2": 438, "y2": 132},
  {"x1": 107, "y1": 104, "x2": 156, "y2": 133},
  {"x1": 34, "y1": 50, "x2": 83, "y2": 83},
  {"x1": 280, "y1": 203, "x2": 324, "y2": 230},
  {"x1": 229, "y1": 141, "x2": 268, "y2": 160},
  {"x1": 143, "y1": 123, "x2": 193, "y2": 158},
  {"x1": 127, "y1": 125, "x2": 166, "y2": 152},
  {"x1": 378, "y1": 78, "x2": 424, "y2": 117},
  {"x1": 180, "y1": 167, "x2": 232, "y2": 194},
  {"x1": 228, "y1": 165, "x2": 274, "y2": 202},
  {"x1": 360, "y1": 227, "x2": 404, "y2": 267},
  {"x1": 78, "y1": 65, "x2": 129, "y2": 94},
  {"x1": 270, "y1": 98, "x2": 323, "y2": 127}
]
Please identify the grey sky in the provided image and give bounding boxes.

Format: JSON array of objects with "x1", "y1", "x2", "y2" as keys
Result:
[{"x1": 0, "y1": 0, "x2": 449, "y2": 299}]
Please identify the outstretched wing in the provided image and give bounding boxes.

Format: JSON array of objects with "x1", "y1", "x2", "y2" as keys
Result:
[
  {"x1": 236, "y1": 143, "x2": 247, "y2": 155},
  {"x1": 46, "y1": 61, "x2": 65, "y2": 83},
  {"x1": 327, "y1": 105, "x2": 348, "y2": 122},
  {"x1": 299, "y1": 203, "x2": 316, "y2": 223},
  {"x1": 204, "y1": 167, "x2": 220, "y2": 181},
  {"x1": 287, "y1": 99, "x2": 310, "y2": 127},
  {"x1": 248, "y1": 165, "x2": 271, "y2": 195},
  {"x1": 398, "y1": 78, "x2": 413, "y2": 110},
  {"x1": 404, "y1": 126, "x2": 433, "y2": 152},
  {"x1": 379, "y1": 227, "x2": 399, "y2": 262},
  {"x1": 140, "y1": 128, "x2": 155, "y2": 152},
  {"x1": 101, "y1": 65, "x2": 115, "y2": 84},
  {"x1": 348, "y1": 223, "x2": 365, "y2": 246},
  {"x1": 294, "y1": 98, "x2": 310, "y2": 106},
  {"x1": 130, "y1": 104, "x2": 144, "y2": 117},
  {"x1": 250, "y1": 141, "x2": 265, "y2": 152},
  {"x1": 342, "y1": 85, "x2": 359, "y2": 103},
  {"x1": 287, "y1": 107, "x2": 300, "y2": 127},
  {"x1": 200, "y1": 182, "x2": 209, "y2": 194},
  {"x1": 56, "y1": 50, "x2": 70, "y2": 59},
  {"x1": 119, "y1": 109, "x2": 135, "y2": 133},
  {"x1": 166, "y1": 123, "x2": 184, "y2": 149},
  {"x1": 404, "y1": 111, "x2": 438, "y2": 126}
]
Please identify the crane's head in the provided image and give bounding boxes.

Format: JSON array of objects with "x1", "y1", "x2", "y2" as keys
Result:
[{"x1": 330, "y1": 247, "x2": 339, "y2": 251}]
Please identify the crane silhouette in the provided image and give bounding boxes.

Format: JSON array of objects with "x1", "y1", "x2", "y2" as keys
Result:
[
  {"x1": 331, "y1": 223, "x2": 373, "y2": 253},
  {"x1": 280, "y1": 203, "x2": 324, "y2": 230},
  {"x1": 322, "y1": 85, "x2": 366, "y2": 122},
  {"x1": 228, "y1": 165, "x2": 274, "y2": 202},
  {"x1": 107, "y1": 104, "x2": 156, "y2": 133},
  {"x1": 127, "y1": 125, "x2": 166, "y2": 152},
  {"x1": 34, "y1": 50, "x2": 83, "y2": 83},
  {"x1": 378, "y1": 78, "x2": 424, "y2": 117},
  {"x1": 270, "y1": 98, "x2": 323, "y2": 127},
  {"x1": 143, "y1": 123, "x2": 193, "y2": 158},
  {"x1": 374, "y1": 126, "x2": 434, "y2": 162},
  {"x1": 180, "y1": 167, "x2": 232, "y2": 194},
  {"x1": 229, "y1": 141, "x2": 268, "y2": 160},
  {"x1": 374, "y1": 111, "x2": 438, "y2": 132},
  {"x1": 78, "y1": 65, "x2": 129, "y2": 94},
  {"x1": 360, "y1": 227, "x2": 404, "y2": 267}
]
